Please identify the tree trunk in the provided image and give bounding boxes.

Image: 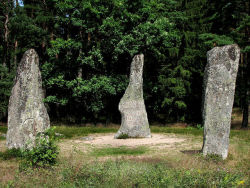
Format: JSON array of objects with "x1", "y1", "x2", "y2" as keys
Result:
[
  {"x1": 78, "y1": 30, "x2": 84, "y2": 78},
  {"x1": 13, "y1": 40, "x2": 18, "y2": 68},
  {"x1": 241, "y1": 53, "x2": 249, "y2": 128},
  {"x1": 3, "y1": 8, "x2": 9, "y2": 68}
]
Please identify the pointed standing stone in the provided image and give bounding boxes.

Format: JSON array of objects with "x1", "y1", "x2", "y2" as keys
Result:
[
  {"x1": 202, "y1": 44, "x2": 240, "y2": 159},
  {"x1": 115, "y1": 54, "x2": 151, "y2": 138},
  {"x1": 6, "y1": 49, "x2": 50, "y2": 149}
]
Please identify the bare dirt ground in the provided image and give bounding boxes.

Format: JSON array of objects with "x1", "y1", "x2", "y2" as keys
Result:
[
  {"x1": 57, "y1": 133, "x2": 200, "y2": 161},
  {"x1": 73, "y1": 133, "x2": 185, "y2": 147}
]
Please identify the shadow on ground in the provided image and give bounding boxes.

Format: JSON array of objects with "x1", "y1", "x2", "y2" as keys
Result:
[{"x1": 180, "y1": 150, "x2": 201, "y2": 155}]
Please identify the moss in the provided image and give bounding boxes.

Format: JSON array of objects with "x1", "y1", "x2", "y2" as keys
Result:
[{"x1": 116, "y1": 133, "x2": 130, "y2": 139}]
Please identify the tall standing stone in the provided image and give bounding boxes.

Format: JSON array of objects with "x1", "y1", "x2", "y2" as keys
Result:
[
  {"x1": 6, "y1": 49, "x2": 50, "y2": 149},
  {"x1": 115, "y1": 54, "x2": 151, "y2": 138},
  {"x1": 202, "y1": 44, "x2": 240, "y2": 159}
]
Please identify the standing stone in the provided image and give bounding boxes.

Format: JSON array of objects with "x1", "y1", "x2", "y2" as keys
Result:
[
  {"x1": 115, "y1": 54, "x2": 151, "y2": 138},
  {"x1": 202, "y1": 44, "x2": 240, "y2": 159},
  {"x1": 6, "y1": 49, "x2": 50, "y2": 149}
]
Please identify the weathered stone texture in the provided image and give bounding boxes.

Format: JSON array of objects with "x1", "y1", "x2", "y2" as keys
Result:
[
  {"x1": 202, "y1": 44, "x2": 240, "y2": 159},
  {"x1": 115, "y1": 54, "x2": 151, "y2": 138},
  {"x1": 6, "y1": 49, "x2": 50, "y2": 149}
]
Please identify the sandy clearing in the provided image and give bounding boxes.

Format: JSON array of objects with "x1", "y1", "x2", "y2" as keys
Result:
[{"x1": 73, "y1": 133, "x2": 185, "y2": 147}]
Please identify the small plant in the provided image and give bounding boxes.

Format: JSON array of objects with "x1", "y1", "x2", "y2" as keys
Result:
[
  {"x1": 116, "y1": 133, "x2": 129, "y2": 139},
  {"x1": 0, "y1": 135, "x2": 5, "y2": 140},
  {"x1": 22, "y1": 128, "x2": 59, "y2": 168},
  {"x1": 205, "y1": 154, "x2": 224, "y2": 163},
  {"x1": 196, "y1": 124, "x2": 203, "y2": 130}
]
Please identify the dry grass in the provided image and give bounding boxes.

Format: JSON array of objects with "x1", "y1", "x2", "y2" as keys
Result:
[
  {"x1": 0, "y1": 159, "x2": 19, "y2": 184},
  {"x1": 0, "y1": 127, "x2": 249, "y2": 187}
]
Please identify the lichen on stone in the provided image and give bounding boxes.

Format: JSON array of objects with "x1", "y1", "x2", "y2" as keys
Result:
[
  {"x1": 6, "y1": 49, "x2": 50, "y2": 149},
  {"x1": 114, "y1": 54, "x2": 151, "y2": 139},
  {"x1": 202, "y1": 44, "x2": 240, "y2": 159}
]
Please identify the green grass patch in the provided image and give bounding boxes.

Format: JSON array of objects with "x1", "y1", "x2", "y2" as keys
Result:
[
  {"x1": 0, "y1": 148, "x2": 22, "y2": 160},
  {"x1": 0, "y1": 136, "x2": 5, "y2": 140},
  {"x1": 0, "y1": 126, "x2": 7, "y2": 133},
  {"x1": 1, "y1": 125, "x2": 249, "y2": 142},
  {"x1": 53, "y1": 126, "x2": 117, "y2": 138},
  {"x1": 151, "y1": 126, "x2": 203, "y2": 136},
  {"x1": 92, "y1": 146, "x2": 147, "y2": 157},
  {"x1": 54, "y1": 160, "x2": 249, "y2": 187},
  {"x1": 230, "y1": 130, "x2": 250, "y2": 142},
  {"x1": 151, "y1": 126, "x2": 250, "y2": 141}
]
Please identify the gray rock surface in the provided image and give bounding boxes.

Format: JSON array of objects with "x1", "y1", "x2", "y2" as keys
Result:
[
  {"x1": 202, "y1": 44, "x2": 240, "y2": 159},
  {"x1": 55, "y1": 133, "x2": 64, "y2": 137},
  {"x1": 115, "y1": 54, "x2": 151, "y2": 138},
  {"x1": 6, "y1": 49, "x2": 50, "y2": 149}
]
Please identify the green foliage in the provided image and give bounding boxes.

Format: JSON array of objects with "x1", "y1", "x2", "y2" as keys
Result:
[
  {"x1": 116, "y1": 133, "x2": 129, "y2": 139},
  {"x1": 205, "y1": 154, "x2": 224, "y2": 163},
  {"x1": 22, "y1": 128, "x2": 59, "y2": 168},
  {"x1": 0, "y1": 148, "x2": 22, "y2": 160},
  {"x1": 0, "y1": 65, "x2": 14, "y2": 120},
  {"x1": 196, "y1": 124, "x2": 203, "y2": 130},
  {"x1": 0, "y1": 0, "x2": 248, "y2": 125},
  {"x1": 0, "y1": 126, "x2": 7, "y2": 133},
  {"x1": 199, "y1": 33, "x2": 234, "y2": 48},
  {"x1": 92, "y1": 146, "x2": 147, "y2": 157}
]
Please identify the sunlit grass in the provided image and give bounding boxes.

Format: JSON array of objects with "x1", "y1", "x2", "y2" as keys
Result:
[
  {"x1": 91, "y1": 146, "x2": 147, "y2": 157},
  {"x1": 53, "y1": 126, "x2": 117, "y2": 138},
  {"x1": 10, "y1": 160, "x2": 249, "y2": 188},
  {"x1": 0, "y1": 124, "x2": 249, "y2": 187}
]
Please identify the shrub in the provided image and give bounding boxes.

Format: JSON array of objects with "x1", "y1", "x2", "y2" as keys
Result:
[
  {"x1": 116, "y1": 133, "x2": 129, "y2": 139},
  {"x1": 22, "y1": 128, "x2": 59, "y2": 168}
]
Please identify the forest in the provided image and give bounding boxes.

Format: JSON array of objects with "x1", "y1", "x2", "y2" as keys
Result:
[{"x1": 0, "y1": 0, "x2": 248, "y2": 126}]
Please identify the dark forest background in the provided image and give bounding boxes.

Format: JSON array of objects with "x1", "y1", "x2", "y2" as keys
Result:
[{"x1": 0, "y1": 0, "x2": 249, "y2": 127}]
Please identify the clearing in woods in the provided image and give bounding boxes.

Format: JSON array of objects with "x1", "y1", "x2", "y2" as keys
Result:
[{"x1": 0, "y1": 125, "x2": 249, "y2": 187}]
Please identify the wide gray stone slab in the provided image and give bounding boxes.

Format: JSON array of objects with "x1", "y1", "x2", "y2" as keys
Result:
[
  {"x1": 115, "y1": 54, "x2": 151, "y2": 138},
  {"x1": 202, "y1": 44, "x2": 240, "y2": 159},
  {"x1": 6, "y1": 49, "x2": 50, "y2": 149}
]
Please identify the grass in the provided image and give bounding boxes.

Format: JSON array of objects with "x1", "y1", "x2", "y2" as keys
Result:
[
  {"x1": 53, "y1": 126, "x2": 249, "y2": 142},
  {"x1": 0, "y1": 124, "x2": 249, "y2": 187},
  {"x1": 151, "y1": 126, "x2": 203, "y2": 136},
  {"x1": 1, "y1": 124, "x2": 249, "y2": 141},
  {"x1": 0, "y1": 148, "x2": 22, "y2": 160},
  {"x1": 92, "y1": 146, "x2": 147, "y2": 157},
  {"x1": 54, "y1": 126, "x2": 117, "y2": 138},
  {"x1": 8, "y1": 160, "x2": 249, "y2": 187},
  {"x1": 0, "y1": 126, "x2": 7, "y2": 133}
]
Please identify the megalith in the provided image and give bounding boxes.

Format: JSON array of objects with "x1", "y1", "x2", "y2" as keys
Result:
[
  {"x1": 6, "y1": 49, "x2": 50, "y2": 149},
  {"x1": 115, "y1": 54, "x2": 151, "y2": 138},
  {"x1": 202, "y1": 44, "x2": 240, "y2": 159}
]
